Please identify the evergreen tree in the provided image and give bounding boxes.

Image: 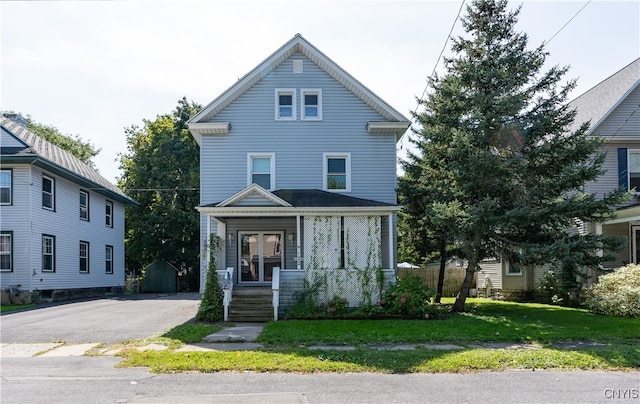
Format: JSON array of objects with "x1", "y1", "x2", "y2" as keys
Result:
[
  {"x1": 400, "y1": 0, "x2": 628, "y2": 312},
  {"x1": 118, "y1": 98, "x2": 202, "y2": 289}
]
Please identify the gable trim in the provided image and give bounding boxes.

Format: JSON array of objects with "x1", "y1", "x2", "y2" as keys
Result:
[
  {"x1": 188, "y1": 34, "x2": 410, "y2": 128},
  {"x1": 588, "y1": 80, "x2": 640, "y2": 136},
  {"x1": 217, "y1": 183, "x2": 292, "y2": 208}
]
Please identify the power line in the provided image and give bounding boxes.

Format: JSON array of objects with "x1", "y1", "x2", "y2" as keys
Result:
[{"x1": 546, "y1": 0, "x2": 592, "y2": 45}]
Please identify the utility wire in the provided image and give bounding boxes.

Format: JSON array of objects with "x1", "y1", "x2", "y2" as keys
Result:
[{"x1": 546, "y1": 0, "x2": 592, "y2": 45}]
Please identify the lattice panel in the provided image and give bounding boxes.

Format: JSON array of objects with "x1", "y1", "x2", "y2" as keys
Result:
[
  {"x1": 303, "y1": 216, "x2": 341, "y2": 270},
  {"x1": 344, "y1": 216, "x2": 381, "y2": 269},
  {"x1": 304, "y1": 215, "x2": 381, "y2": 307}
]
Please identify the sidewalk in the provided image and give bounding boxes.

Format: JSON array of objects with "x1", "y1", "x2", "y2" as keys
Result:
[{"x1": 0, "y1": 322, "x2": 609, "y2": 357}]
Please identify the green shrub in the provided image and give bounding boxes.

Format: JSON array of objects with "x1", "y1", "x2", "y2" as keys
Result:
[
  {"x1": 585, "y1": 264, "x2": 640, "y2": 318},
  {"x1": 381, "y1": 275, "x2": 435, "y2": 318},
  {"x1": 196, "y1": 236, "x2": 224, "y2": 322}
]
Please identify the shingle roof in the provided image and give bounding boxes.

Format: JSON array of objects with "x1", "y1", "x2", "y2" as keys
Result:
[
  {"x1": 272, "y1": 189, "x2": 397, "y2": 208},
  {"x1": 1, "y1": 116, "x2": 136, "y2": 205},
  {"x1": 566, "y1": 58, "x2": 640, "y2": 136}
]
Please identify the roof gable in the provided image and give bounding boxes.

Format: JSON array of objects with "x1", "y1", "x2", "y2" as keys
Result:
[
  {"x1": 217, "y1": 184, "x2": 292, "y2": 207},
  {"x1": 567, "y1": 58, "x2": 640, "y2": 138},
  {"x1": 188, "y1": 34, "x2": 410, "y2": 143},
  {"x1": 0, "y1": 117, "x2": 136, "y2": 205}
]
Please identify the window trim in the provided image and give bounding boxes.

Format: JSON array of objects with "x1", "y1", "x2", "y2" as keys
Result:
[
  {"x1": 323, "y1": 152, "x2": 351, "y2": 192},
  {"x1": 629, "y1": 149, "x2": 640, "y2": 192},
  {"x1": 504, "y1": 260, "x2": 523, "y2": 276},
  {"x1": 301, "y1": 88, "x2": 322, "y2": 120},
  {"x1": 105, "y1": 200, "x2": 113, "y2": 228},
  {"x1": 79, "y1": 241, "x2": 90, "y2": 274},
  {"x1": 42, "y1": 234, "x2": 55, "y2": 272},
  {"x1": 247, "y1": 153, "x2": 276, "y2": 190},
  {"x1": 80, "y1": 190, "x2": 90, "y2": 221},
  {"x1": 0, "y1": 231, "x2": 13, "y2": 272},
  {"x1": 105, "y1": 245, "x2": 114, "y2": 274},
  {"x1": 0, "y1": 169, "x2": 12, "y2": 206},
  {"x1": 42, "y1": 175, "x2": 55, "y2": 211},
  {"x1": 275, "y1": 88, "x2": 296, "y2": 121}
]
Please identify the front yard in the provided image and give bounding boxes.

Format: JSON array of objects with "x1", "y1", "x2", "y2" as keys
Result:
[{"x1": 116, "y1": 299, "x2": 640, "y2": 373}]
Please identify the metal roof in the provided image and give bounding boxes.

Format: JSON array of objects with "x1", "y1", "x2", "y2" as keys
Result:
[{"x1": 1, "y1": 116, "x2": 136, "y2": 205}]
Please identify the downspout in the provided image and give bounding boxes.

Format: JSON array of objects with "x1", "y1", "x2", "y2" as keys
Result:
[
  {"x1": 296, "y1": 215, "x2": 301, "y2": 270},
  {"x1": 388, "y1": 214, "x2": 393, "y2": 271},
  {"x1": 28, "y1": 162, "x2": 34, "y2": 293}
]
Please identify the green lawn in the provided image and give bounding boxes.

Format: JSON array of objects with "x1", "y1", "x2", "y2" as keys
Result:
[
  {"x1": 117, "y1": 299, "x2": 640, "y2": 374},
  {"x1": 0, "y1": 304, "x2": 34, "y2": 313}
]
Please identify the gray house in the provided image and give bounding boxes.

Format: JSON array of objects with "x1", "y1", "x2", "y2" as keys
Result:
[
  {"x1": 0, "y1": 116, "x2": 136, "y2": 302},
  {"x1": 188, "y1": 34, "x2": 409, "y2": 320},
  {"x1": 478, "y1": 58, "x2": 640, "y2": 297}
]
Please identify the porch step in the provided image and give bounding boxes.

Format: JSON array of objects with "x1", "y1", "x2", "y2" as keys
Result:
[{"x1": 228, "y1": 287, "x2": 274, "y2": 322}]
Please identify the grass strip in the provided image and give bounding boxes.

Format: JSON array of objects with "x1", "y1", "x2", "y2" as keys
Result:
[{"x1": 117, "y1": 344, "x2": 640, "y2": 374}]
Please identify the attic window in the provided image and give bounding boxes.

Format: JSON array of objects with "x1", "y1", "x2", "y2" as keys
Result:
[
  {"x1": 293, "y1": 60, "x2": 303, "y2": 73},
  {"x1": 301, "y1": 89, "x2": 322, "y2": 120},
  {"x1": 275, "y1": 89, "x2": 296, "y2": 120}
]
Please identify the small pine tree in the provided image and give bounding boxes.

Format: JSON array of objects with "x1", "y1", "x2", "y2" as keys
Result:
[{"x1": 196, "y1": 235, "x2": 224, "y2": 322}]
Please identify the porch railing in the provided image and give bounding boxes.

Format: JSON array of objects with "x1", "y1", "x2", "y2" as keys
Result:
[
  {"x1": 223, "y1": 267, "x2": 234, "y2": 322},
  {"x1": 272, "y1": 266, "x2": 280, "y2": 321}
]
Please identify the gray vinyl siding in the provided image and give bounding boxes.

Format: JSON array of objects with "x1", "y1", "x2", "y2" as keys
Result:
[
  {"x1": 3, "y1": 165, "x2": 126, "y2": 292},
  {"x1": 200, "y1": 54, "x2": 398, "y2": 207},
  {"x1": 0, "y1": 165, "x2": 32, "y2": 289},
  {"x1": 590, "y1": 86, "x2": 640, "y2": 140},
  {"x1": 1, "y1": 130, "x2": 26, "y2": 147},
  {"x1": 585, "y1": 86, "x2": 640, "y2": 198}
]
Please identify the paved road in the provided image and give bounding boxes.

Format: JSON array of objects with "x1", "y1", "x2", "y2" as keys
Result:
[
  {"x1": 1, "y1": 356, "x2": 638, "y2": 404},
  {"x1": 0, "y1": 293, "x2": 201, "y2": 344},
  {"x1": 1, "y1": 294, "x2": 638, "y2": 403}
]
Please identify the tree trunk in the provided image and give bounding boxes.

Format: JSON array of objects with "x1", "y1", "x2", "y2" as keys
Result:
[
  {"x1": 452, "y1": 234, "x2": 481, "y2": 312},
  {"x1": 435, "y1": 237, "x2": 447, "y2": 304}
]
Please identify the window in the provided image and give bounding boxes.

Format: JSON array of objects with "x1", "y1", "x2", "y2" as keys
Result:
[
  {"x1": 0, "y1": 169, "x2": 12, "y2": 205},
  {"x1": 504, "y1": 259, "x2": 522, "y2": 276},
  {"x1": 42, "y1": 235, "x2": 55, "y2": 272},
  {"x1": 301, "y1": 89, "x2": 322, "y2": 120},
  {"x1": 630, "y1": 150, "x2": 640, "y2": 192},
  {"x1": 42, "y1": 175, "x2": 55, "y2": 211},
  {"x1": 323, "y1": 153, "x2": 351, "y2": 192},
  {"x1": 105, "y1": 201, "x2": 113, "y2": 227},
  {"x1": 248, "y1": 153, "x2": 275, "y2": 190},
  {"x1": 0, "y1": 232, "x2": 12, "y2": 272},
  {"x1": 79, "y1": 241, "x2": 90, "y2": 273},
  {"x1": 80, "y1": 190, "x2": 89, "y2": 221},
  {"x1": 275, "y1": 89, "x2": 296, "y2": 120},
  {"x1": 105, "y1": 245, "x2": 113, "y2": 274}
]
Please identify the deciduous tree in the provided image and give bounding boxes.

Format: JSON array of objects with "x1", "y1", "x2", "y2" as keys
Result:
[{"x1": 118, "y1": 98, "x2": 201, "y2": 289}]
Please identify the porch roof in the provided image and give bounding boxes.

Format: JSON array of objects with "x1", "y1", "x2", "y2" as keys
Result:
[{"x1": 198, "y1": 188, "x2": 400, "y2": 216}]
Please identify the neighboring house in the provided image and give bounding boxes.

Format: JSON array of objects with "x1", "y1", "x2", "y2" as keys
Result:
[
  {"x1": 188, "y1": 34, "x2": 409, "y2": 320},
  {"x1": 0, "y1": 116, "x2": 136, "y2": 302},
  {"x1": 479, "y1": 58, "x2": 640, "y2": 297}
]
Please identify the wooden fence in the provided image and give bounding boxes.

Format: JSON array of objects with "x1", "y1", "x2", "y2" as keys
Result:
[{"x1": 397, "y1": 267, "x2": 476, "y2": 297}]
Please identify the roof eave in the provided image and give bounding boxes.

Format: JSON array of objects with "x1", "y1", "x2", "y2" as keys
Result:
[
  {"x1": 367, "y1": 121, "x2": 411, "y2": 139},
  {"x1": 196, "y1": 205, "x2": 401, "y2": 217},
  {"x1": 2, "y1": 155, "x2": 137, "y2": 205}
]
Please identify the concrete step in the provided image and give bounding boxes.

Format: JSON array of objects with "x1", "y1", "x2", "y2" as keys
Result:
[{"x1": 228, "y1": 287, "x2": 273, "y2": 322}]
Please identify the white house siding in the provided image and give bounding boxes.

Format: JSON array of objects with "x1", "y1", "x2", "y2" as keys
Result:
[
  {"x1": 27, "y1": 166, "x2": 126, "y2": 292},
  {"x1": 477, "y1": 261, "x2": 503, "y2": 290},
  {"x1": 199, "y1": 54, "x2": 398, "y2": 208},
  {"x1": 0, "y1": 165, "x2": 32, "y2": 290}
]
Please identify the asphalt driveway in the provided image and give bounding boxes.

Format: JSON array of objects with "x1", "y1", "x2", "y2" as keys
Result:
[{"x1": 0, "y1": 293, "x2": 201, "y2": 344}]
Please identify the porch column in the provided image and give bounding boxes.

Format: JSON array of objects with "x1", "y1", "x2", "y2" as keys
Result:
[
  {"x1": 388, "y1": 214, "x2": 394, "y2": 270},
  {"x1": 595, "y1": 223, "x2": 603, "y2": 258}
]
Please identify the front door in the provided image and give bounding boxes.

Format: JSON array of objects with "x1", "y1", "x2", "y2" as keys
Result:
[
  {"x1": 239, "y1": 232, "x2": 283, "y2": 284},
  {"x1": 632, "y1": 225, "x2": 640, "y2": 265}
]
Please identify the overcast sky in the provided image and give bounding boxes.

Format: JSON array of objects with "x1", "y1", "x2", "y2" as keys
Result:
[{"x1": 2, "y1": 0, "x2": 638, "y2": 184}]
